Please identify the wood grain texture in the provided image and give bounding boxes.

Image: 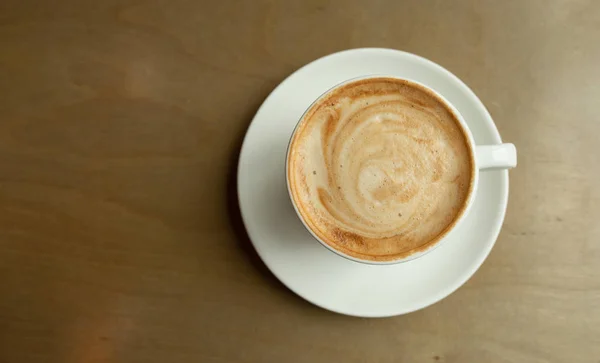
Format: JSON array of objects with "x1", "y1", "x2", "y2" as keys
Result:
[{"x1": 0, "y1": 1, "x2": 599, "y2": 362}]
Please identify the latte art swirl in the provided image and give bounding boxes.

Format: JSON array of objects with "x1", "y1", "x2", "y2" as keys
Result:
[{"x1": 288, "y1": 78, "x2": 474, "y2": 261}]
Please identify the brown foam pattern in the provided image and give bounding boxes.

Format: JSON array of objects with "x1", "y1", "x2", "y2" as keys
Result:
[{"x1": 288, "y1": 78, "x2": 475, "y2": 261}]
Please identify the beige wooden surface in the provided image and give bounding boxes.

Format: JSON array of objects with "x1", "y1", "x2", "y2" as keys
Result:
[{"x1": 1, "y1": 1, "x2": 599, "y2": 362}]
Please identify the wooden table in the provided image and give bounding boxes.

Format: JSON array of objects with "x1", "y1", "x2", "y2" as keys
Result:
[{"x1": 1, "y1": 1, "x2": 599, "y2": 362}]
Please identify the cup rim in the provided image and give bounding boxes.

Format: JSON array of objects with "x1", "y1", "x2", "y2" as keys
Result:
[{"x1": 285, "y1": 75, "x2": 479, "y2": 265}]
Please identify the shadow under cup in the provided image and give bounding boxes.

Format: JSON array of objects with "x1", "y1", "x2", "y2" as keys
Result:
[{"x1": 285, "y1": 76, "x2": 517, "y2": 265}]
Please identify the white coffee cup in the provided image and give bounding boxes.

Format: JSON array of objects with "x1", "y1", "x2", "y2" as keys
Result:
[{"x1": 285, "y1": 76, "x2": 517, "y2": 265}]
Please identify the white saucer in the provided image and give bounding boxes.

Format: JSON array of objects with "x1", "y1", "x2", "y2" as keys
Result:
[{"x1": 237, "y1": 48, "x2": 509, "y2": 317}]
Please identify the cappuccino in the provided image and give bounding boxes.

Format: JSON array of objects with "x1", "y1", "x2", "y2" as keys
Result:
[{"x1": 287, "y1": 77, "x2": 475, "y2": 262}]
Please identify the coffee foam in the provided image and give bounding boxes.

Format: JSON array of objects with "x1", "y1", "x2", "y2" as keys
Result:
[{"x1": 288, "y1": 78, "x2": 475, "y2": 262}]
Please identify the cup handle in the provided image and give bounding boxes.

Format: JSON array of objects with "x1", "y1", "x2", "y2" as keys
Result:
[{"x1": 475, "y1": 144, "x2": 517, "y2": 170}]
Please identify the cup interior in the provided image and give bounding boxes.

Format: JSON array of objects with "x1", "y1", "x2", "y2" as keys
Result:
[{"x1": 285, "y1": 76, "x2": 479, "y2": 265}]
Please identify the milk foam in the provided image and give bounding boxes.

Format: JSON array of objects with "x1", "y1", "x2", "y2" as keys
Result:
[{"x1": 288, "y1": 78, "x2": 474, "y2": 261}]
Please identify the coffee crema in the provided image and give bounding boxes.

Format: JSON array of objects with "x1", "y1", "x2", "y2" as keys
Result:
[{"x1": 287, "y1": 78, "x2": 476, "y2": 262}]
